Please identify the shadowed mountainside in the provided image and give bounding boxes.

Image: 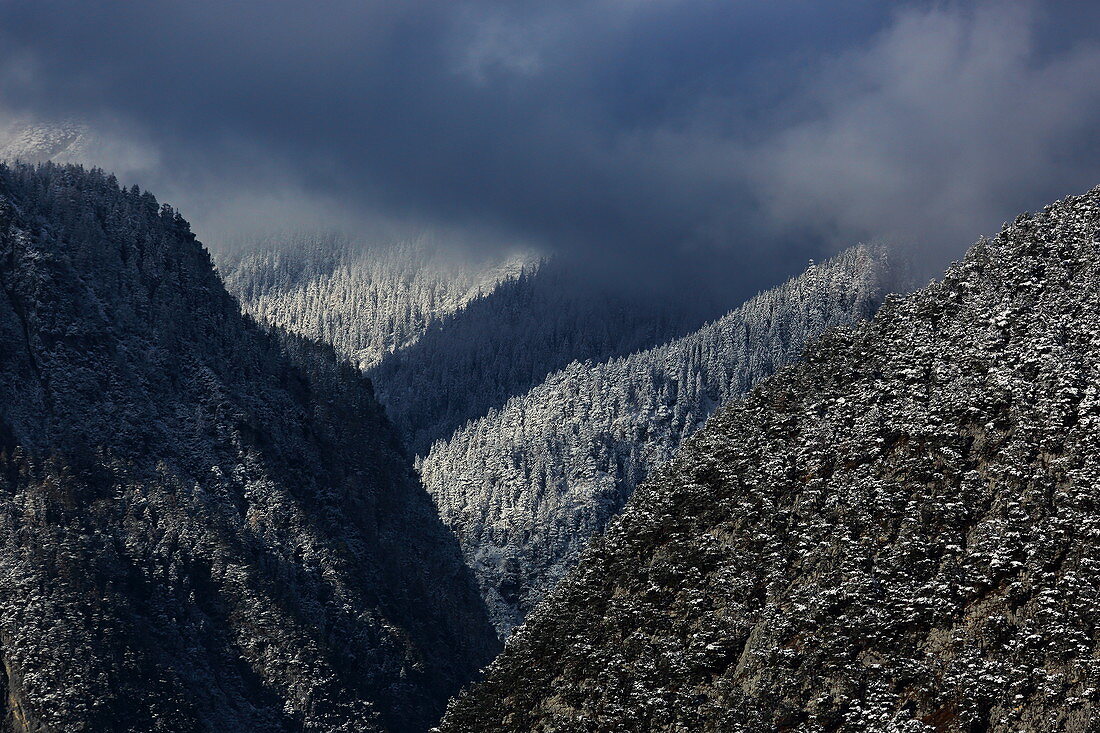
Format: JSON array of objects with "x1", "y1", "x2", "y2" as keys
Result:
[{"x1": 0, "y1": 163, "x2": 499, "y2": 733}]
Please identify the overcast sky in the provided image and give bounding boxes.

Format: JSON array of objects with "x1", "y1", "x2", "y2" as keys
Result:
[{"x1": 1, "y1": 0, "x2": 1099, "y2": 292}]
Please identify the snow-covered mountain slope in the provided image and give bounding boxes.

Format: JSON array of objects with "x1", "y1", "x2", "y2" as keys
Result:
[
  {"x1": 368, "y1": 260, "x2": 728, "y2": 456},
  {"x1": 223, "y1": 235, "x2": 731, "y2": 456},
  {"x1": 439, "y1": 188, "x2": 1100, "y2": 732},
  {"x1": 422, "y1": 245, "x2": 898, "y2": 637},
  {"x1": 0, "y1": 120, "x2": 94, "y2": 164},
  {"x1": 217, "y1": 233, "x2": 535, "y2": 370},
  {"x1": 0, "y1": 163, "x2": 498, "y2": 733}
]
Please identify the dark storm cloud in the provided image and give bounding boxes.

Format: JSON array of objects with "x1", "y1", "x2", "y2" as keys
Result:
[
  {"x1": 1, "y1": 0, "x2": 1099, "y2": 286},
  {"x1": 745, "y1": 2, "x2": 1100, "y2": 273}
]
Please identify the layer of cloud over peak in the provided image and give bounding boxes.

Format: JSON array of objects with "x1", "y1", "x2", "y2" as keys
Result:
[
  {"x1": 0, "y1": 0, "x2": 1098, "y2": 291},
  {"x1": 746, "y1": 2, "x2": 1100, "y2": 267}
]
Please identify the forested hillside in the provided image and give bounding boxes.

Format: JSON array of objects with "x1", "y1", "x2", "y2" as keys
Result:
[
  {"x1": 224, "y1": 238, "x2": 730, "y2": 456},
  {"x1": 369, "y1": 260, "x2": 727, "y2": 455},
  {"x1": 440, "y1": 190, "x2": 1100, "y2": 732},
  {"x1": 217, "y1": 232, "x2": 534, "y2": 369},
  {"x1": 0, "y1": 163, "x2": 499, "y2": 733},
  {"x1": 422, "y1": 245, "x2": 898, "y2": 636},
  {"x1": 0, "y1": 120, "x2": 92, "y2": 165}
]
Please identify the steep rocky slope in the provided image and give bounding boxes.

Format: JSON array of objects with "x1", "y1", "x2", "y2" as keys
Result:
[
  {"x1": 422, "y1": 245, "x2": 898, "y2": 637},
  {"x1": 0, "y1": 163, "x2": 499, "y2": 733},
  {"x1": 439, "y1": 190, "x2": 1100, "y2": 731}
]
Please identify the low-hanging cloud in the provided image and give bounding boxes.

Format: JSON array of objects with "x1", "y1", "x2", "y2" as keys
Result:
[
  {"x1": 745, "y1": 2, "x2": 1100, "y2": 271},
  {"x1": 0, "y1": 0, "x2": 1098, "y2": 292}
]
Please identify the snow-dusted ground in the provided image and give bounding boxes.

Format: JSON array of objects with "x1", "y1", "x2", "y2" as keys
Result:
[{"x1": 0, "y1": 120, "x2": 89, "y2": 163}]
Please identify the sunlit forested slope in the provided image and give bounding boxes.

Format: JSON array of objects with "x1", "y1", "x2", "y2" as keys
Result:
[
  {"x1": 422, "y1": 245, "x2": 898, "y2": 636},
  {"x1": 217, "y1": 233, "x2": 535, "y2": 370}
]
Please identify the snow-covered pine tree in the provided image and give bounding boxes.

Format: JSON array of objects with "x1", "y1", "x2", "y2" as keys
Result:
[
  {"x1": 223, "y1": 237, "x2": 732, "y2": 456},
  {"x1": 367, "y1": 258, "x2": 738, "y2": 455}
]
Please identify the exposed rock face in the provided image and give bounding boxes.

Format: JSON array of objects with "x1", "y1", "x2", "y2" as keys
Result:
[
  {"x1": 0, "y1": 163, "x2": 499, "y2": 733},
  {"x1": 439, "y1": 190, "x2": 1100, "y2": 732},
  {"x1": 421, "y1": 245, "x2": 898, "y2": 637}
]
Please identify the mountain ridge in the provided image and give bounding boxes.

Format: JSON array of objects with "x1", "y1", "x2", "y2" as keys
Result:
[
  {"x1": 421, "y1": 243, "x2": 900, "y2": 637},
  {"x1": 438, "y1": 188, "x2": 1100, "y2": 731},
  {"x1": 0, "y1": 162, "x2": 499, "y2": 733},
  {"x1": 217, "y1": 232, "x2": 536, "y2": 371}
]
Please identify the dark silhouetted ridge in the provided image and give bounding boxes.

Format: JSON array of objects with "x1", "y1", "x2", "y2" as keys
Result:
[{"x1": 0, "y1": 163, "x2": 499, "y2": 733}]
